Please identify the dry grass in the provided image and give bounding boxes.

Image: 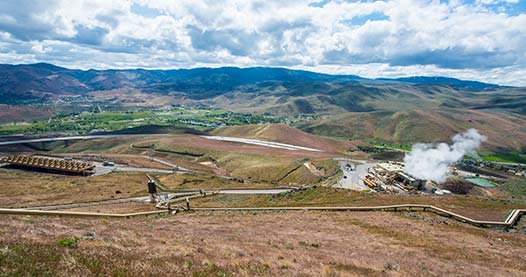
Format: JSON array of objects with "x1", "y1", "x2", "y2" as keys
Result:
[
  {"x1": 190, "y1": 187, "x2": 526, "y2": 222},
  {"x1": 0, "y1": 169, "x2": 149, "y2": 208},
  {"x1": 59, "y1": 153, "x2": 174, "y2": 170},
  {"x1": 299, "y1": 109, "x2": 526, "y2": 150},
  {"x1": 62, "y1": 202, "x2": 156, "y2": 213},
  {"x1": 210, "y1": 124, "x2": 355, "y2": 152},
  {"x1": 0, "y1": 211, "x2": 525, "y2": 276},
  {"x1": 0, "y1": 104, "x2": 54, "y2": 124},
  {"x1": 157, "y1": 173, "x2": 276, "y2": 190},
  {"x1": 50, "y1": 134, "x2": 342, "y2": 184}
]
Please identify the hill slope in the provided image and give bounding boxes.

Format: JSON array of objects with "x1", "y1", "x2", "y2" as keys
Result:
[
  {"x1": 2, "y1": 63, "x2": 524, "y2": 117},
  {"x1": 210, "y1": 124, "x2": 354, "y2": 152},
  {"x1": 297, "y1": 109, "x2": 526, "y2": 150},
  {"x1": 1, "y1": 63, "x2": 525, "y2": 150}
]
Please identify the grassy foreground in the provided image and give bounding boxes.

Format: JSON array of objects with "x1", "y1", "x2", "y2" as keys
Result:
[{"x1": 1, "y1": 210, "x2": 526, "y2": 276}]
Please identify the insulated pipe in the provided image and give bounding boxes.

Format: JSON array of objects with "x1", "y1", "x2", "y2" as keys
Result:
[
  {"x1": 188, "y1": 205, "x2": 526, "y2": 228},
  {"x1": 0, "y1": 199, "x2": 523, "y2": 229},
  {"x1": 0, "y1": 208, "x2": 171, "y2": 218}
]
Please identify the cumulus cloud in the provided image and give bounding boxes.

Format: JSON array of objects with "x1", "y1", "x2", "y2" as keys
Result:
[{"x1": 0, "y1": 0, "x2": 525, "y2": 85}]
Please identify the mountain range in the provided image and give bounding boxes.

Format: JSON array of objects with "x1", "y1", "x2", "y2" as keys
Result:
[
  {"x1": 0, "y1": 63, "x2": 525, "y2": 150},
  {"x1": 0, "y1": 63, "x2": 504, "y2": 103}
]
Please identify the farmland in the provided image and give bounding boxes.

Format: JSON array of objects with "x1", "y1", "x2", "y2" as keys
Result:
[{"x1": 0, "y1": 106, "x2": 285, "y2": 136}]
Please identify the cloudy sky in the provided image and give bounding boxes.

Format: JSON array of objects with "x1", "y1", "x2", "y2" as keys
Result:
[{"x1": 0, "y1": 0, "x2": 525, "y2": 85}]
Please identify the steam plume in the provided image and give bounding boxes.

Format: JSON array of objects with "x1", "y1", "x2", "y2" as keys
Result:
[{"x1": 403, "y1": 129, "x2": 486, "y2": 183}]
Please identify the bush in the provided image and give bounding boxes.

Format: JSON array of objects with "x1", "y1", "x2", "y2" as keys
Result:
[{"x1": 58, "y1": 237, "x2": 80, "y2": 249}]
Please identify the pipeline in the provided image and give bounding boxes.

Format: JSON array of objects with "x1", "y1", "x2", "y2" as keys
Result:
[
  {"x1": 155, "y1": 191, "x2": 216, "y2": 210},
  {"x1": 0, "y1": 208, "x2": 173, "y2": 218},
  {"x1": 188, "y1": 204, "x2": 526, "y2": 229},
  {"x1": 0, "y1": 195, "x2": 524, "y2": 229}
]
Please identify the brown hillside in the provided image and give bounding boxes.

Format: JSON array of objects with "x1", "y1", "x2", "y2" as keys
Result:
[
  {"x1": 298, "y1": 109, "x2": 526, "y2": 150},
  {"x1": 0, "y1": 105, "x2": 54, "y2": 124},
  {"x1": 210, "y1": 124, "x2": 354, "y2": 152}
]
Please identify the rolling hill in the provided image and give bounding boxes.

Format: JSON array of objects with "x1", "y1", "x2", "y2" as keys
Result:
[
  {"x1": 296, "y1": 109, "x2": 526, "y2": 150},
  {"x1": 210, "y1": 124, "x2": 356, "y2": 152},
  {"x1": 1, "y1": 63, "x2": 525, "y2": 151}
]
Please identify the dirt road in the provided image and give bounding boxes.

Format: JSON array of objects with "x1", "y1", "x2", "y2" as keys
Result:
[{"x1": 200, "y1": 135, "x2": 322, "y2": 152}]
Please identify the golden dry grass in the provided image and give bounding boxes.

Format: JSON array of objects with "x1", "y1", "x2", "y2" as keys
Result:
[
  {"x1": 190, "y1": 187, "x2": 526, "y2": 222},
  {"x1": 62, "y1": 202, "x2": 156, "y2": 213},
  {"x1": 0, "y1": 169, "x2": 149, "y2": 208},
  {"x1": 0, "y1": 211, "x2": 525, "y2": 276},
  {"x1": 157, "y1": 173, "x2": 275, "y2": 190},
  {"x1": 210, "y1": 123, "x2": 355, "y2": 152}
]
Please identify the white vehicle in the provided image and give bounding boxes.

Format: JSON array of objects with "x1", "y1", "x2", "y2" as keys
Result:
[{"x1": 103, "y1": 161, "x2": 115, "y2": 167}]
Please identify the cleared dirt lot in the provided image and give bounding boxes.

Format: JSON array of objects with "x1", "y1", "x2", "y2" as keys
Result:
[{"x1": 0, "y1": 211, "x2": 525, "y2": 276}]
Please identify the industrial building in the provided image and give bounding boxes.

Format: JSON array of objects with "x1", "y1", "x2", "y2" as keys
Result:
[
  {"x1": 0, "y1": 155, "x2": 95, "y2": 175},
  {"x1": 362, "y1": 161, "x2": 449, "y2": 194}
]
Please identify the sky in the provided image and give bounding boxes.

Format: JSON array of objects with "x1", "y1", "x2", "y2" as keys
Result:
[{"x1": 0, "y1": 0, "x2": 525, "y2": 86}]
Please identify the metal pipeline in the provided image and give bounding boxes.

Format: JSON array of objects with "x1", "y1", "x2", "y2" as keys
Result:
[
  {"x1": 0, "y1": 208, "x2": 171, "y2": 218},
  {"x1": 0, "y1": 194, "x2": 523, "y2": 230},
  {"x1": 188, "y1": 204, "x2": 526, "y2": 228}
]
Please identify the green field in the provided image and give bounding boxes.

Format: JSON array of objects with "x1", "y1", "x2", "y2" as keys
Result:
[
  {"x1": 0, "y1": 107, "x2": 284, "y2": 136},
  {"x1": 480, "y1": 150, "x2": 526, "y2": 164}
]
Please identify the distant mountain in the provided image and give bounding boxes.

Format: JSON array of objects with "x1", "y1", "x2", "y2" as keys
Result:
[
  {"x1": 0, "y1": 63, "x2": 506, "y2": 104},
  {"x1": 0, "y1": 63, "x2": 525, "y2": 150},
  {"x1": 379, "y1": 76, "x2": 500, "y2": 91},
  {"x1": 0, "y1": 63, "x2": 89, "y2": 103},
  {"x1": 0, "y1": 63, "x2": 365, "y2": 103}
]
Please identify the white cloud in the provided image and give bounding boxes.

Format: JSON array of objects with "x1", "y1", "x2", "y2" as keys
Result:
[
  {"x1": 0, "y1": 0, "x2": 524, "y2": 85},
  {"x1": 476, "y1": 0, "x2": 519, "y2": 4}
]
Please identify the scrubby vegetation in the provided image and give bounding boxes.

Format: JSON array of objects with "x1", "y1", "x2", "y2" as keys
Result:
[
  {"x1": 58, "y1": 237, "x2": 80, "y2": 248},
  {"x1": 501, "y1": 179, "x2": 526, "y2": 198}
]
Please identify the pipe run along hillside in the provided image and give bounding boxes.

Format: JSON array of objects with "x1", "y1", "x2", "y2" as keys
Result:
[{"x1": 0, "y1": 202, "x2": 524, "y2": 229}]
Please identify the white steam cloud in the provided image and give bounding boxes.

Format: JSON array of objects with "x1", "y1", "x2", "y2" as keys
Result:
[{"x1": 403, "y1": 129, "x2": 487, "y2": 183}]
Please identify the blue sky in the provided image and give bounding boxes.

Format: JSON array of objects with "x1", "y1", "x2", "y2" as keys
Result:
[{"x1": 0, "y1": 0, "x2": 525, "y2": 85}]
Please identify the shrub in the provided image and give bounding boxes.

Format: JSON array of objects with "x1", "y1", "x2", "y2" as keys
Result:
[{"x1": 58, "y1": 237, "x2": 80, "y2": 249}]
